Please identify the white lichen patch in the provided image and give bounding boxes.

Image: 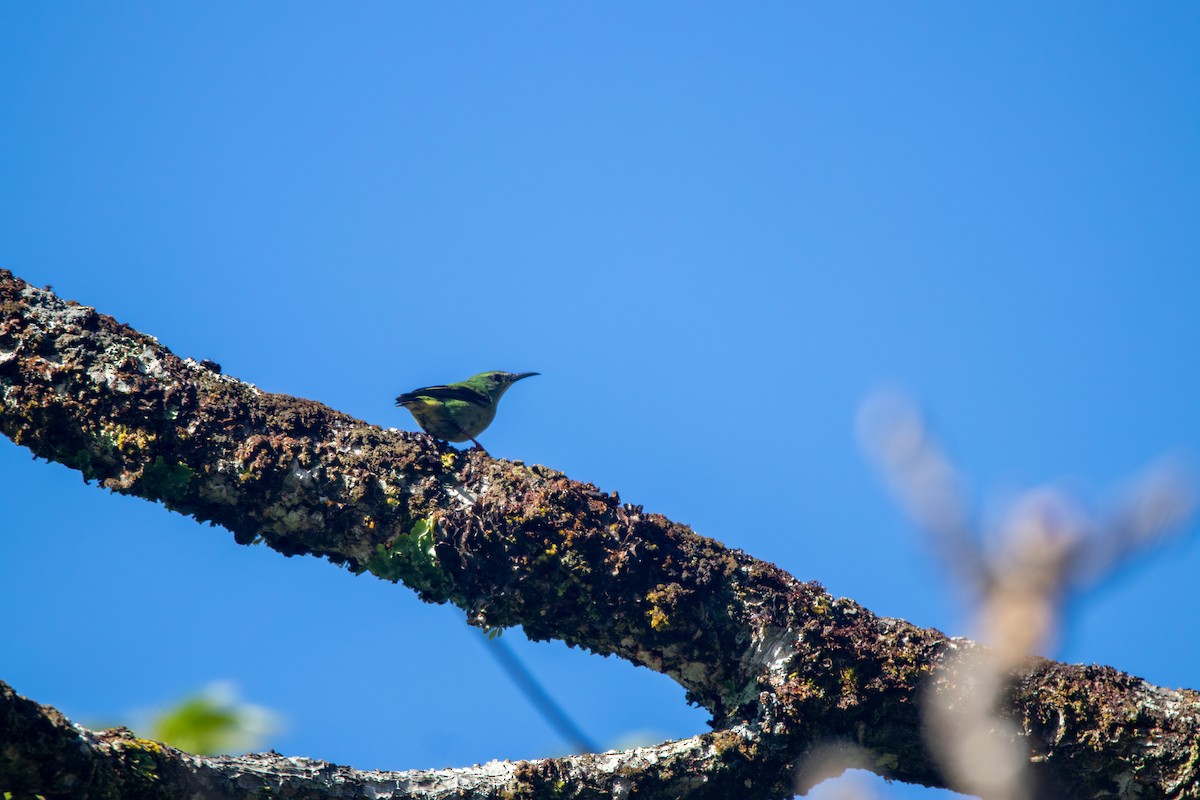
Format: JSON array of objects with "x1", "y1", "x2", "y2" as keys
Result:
[
  {"x1": 390, "y1": 758, "x2": 517, "y2": 796},
  {"x1": 285, "y1": 459, "x2": 315, "y2": 487},
  {"x1": 445, "y1": 483, "x2": 478, "y2": 508},
  {"x1": 749, "y1": 625, "x2": 798, "y2": 680},
  {"x1": 181, "y1": 357, "x2": 261, "y2": 391},
  {"x1": 20, "y1": 286, "x2": 99, "y2": 331}
]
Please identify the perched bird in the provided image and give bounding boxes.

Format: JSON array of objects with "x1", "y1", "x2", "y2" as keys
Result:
[{"x1": 395, "y1": 371, "x2": 538, "y2": 453}]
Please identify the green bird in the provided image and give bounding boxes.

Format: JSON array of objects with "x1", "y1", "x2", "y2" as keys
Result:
[{"x1": 395, "y1": 371, "x2": 538, "y2": 452}]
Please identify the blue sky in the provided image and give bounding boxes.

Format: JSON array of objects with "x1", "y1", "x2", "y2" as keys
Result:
[{"x1": 1, "y1": 5, "x2": 1198, "y2": 798}]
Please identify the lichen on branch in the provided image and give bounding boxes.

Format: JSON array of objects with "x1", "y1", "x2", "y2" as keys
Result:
[{"x1": 2, "y1": 270, "x2": 1199, "y2": 799}]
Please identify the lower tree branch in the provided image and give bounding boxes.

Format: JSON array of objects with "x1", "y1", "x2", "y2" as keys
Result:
[
  {"x1": 5, "y1": 657, "x2": 1197, "y2": 799},
  {"x1": 2, "y1": 269, "x2": 1198, "y2": 798},
  {"x1": 0, "y1": 679, "x2": 779, "y2": 800}
]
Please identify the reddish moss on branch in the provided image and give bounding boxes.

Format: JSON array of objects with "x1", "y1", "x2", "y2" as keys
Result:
[{"x1": 4, "y1": 270, "x2": 1200, "y2": 798}]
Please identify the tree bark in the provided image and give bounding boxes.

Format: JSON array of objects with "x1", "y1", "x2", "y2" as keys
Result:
[{"x1": 1, "y1": 269, "x2": 1197, "y2": 799}]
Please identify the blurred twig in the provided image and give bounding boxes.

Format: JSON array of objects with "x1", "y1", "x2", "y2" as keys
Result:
[
  {"x1": 858, "y1": 390, "x2": 1196, "y2": 800},
  {"x1": 478, "y1": 633, "x2": 600, "y2": 755}
]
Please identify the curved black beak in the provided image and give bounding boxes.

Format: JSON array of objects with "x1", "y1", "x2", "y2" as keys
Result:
[{"x1": 511, "y1": 372, "x2": 539, "y2": 381}]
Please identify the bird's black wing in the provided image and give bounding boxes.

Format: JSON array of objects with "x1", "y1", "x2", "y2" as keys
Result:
[{"x1": 395, "y1": 384, "x2": 490, "y2": 406}]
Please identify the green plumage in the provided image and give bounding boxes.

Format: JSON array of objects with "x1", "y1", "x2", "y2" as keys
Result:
[{"x1": 395, "y1": 371, "x2": 538, "y2": 452}]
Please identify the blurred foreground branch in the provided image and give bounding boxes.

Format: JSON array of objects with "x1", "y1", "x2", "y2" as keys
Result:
[
  {"x1": 2, "y1": 270, "x2": 1199, "y2": 800},
  {"x1": 860, "y1": 391, "x2": 1196, "y2": 800}
]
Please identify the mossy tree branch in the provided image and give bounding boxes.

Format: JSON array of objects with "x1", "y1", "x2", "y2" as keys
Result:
[{"x1": 2, "y1": 270, "x2": 1198, "y2": 799}]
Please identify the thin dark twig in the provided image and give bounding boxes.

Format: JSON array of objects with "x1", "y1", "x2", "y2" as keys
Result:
[{"x1": 477, "y1": 633, "x2": 601, "y2": 754}]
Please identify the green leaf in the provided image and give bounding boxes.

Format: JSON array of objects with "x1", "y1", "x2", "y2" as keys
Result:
[
  {"x1": 148, "y1": 682, "x2": 276, "y2": 755},
  {"x1": 363, "y1": 515, "x2": 452, "y2": 598}
]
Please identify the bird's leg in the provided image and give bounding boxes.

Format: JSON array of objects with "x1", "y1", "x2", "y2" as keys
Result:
[{"x1": 469, "y1": 437, "x2": 489, "y2": 455}]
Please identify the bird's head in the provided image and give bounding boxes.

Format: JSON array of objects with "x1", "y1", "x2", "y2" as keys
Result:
[{"x1": 467, "y1": 371, "x2": 539, "y2": 401}]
